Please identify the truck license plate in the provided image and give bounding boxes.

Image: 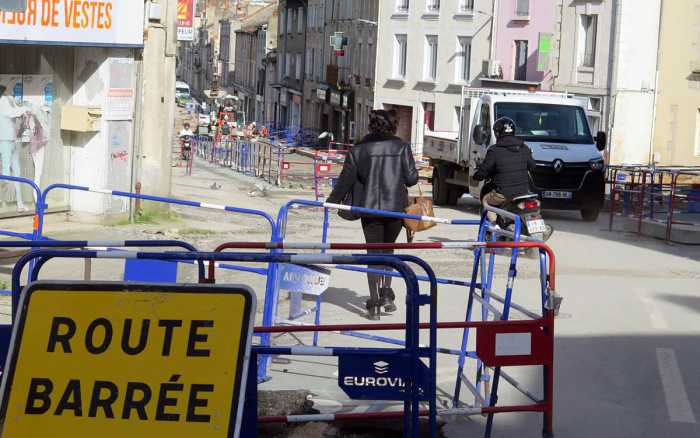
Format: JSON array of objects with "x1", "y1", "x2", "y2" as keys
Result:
[
  {"x1": 543, "y1": 191, "x2": 572, "y2": 199},
  {"x1": 527, "y1": 219, "x2": 547, "y2": 234}
]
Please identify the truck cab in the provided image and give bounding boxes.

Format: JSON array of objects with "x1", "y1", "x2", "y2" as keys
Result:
[{"x1": 427, "y1": 89, "x2": 607, "y2": 221}]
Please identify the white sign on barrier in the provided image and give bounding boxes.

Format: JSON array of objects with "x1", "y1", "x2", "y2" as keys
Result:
[
  {"x1": 0, "y1": 0, "x2": 145, "y2": 47},
  {"x1": 278, "y1": 264, "x2": 330, "y2": 296}
]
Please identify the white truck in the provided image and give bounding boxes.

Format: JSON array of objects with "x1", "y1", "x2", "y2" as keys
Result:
[{"x1": 425, "y1": 88, "x2": 607, "y2": 221}]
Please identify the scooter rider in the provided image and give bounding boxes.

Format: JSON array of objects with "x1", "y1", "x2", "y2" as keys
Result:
[
  {"x1": 473, "y1": 117, "x2": 537, "y2": 223},
  {"x1": 179, "y1": 122, "x2": 194, "y2": 160}
]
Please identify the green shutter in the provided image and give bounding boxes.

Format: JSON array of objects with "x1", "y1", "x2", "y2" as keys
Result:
[{"x1": 537, "y1": 33, "x2": 553, "y2": 72}]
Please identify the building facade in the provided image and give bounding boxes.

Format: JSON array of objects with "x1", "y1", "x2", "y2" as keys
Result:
[
  {"x1": 231, "y1": 2, "x2": 278, "y2": 125},
  {"x1": 177, "y1": 23, "x2": 215, "y2": 101},
  {"x1": 301, "y1": 0, "x2": 379, "y2": 144},
  {"x1": 606, "y1": 0, "x2": 663, "y2": 165},
  {"x1": 219, "y1": 19, "x2": 235, "y2": 87},
  {"x1": 0, "y1": 0, "x2": 176, "y2": 219},
  {"x1": 486, "y1": 0, "x2": 556, "y2": 90},
  {"x1": 651, "y1": 0, "x2": 700, "y2": 166},
  {"x1": 374, "y1": 0, "x2": 494, "y2": 154},
  {"x1": 275, "y1": 0, "x2": 306, "y2": 130},
  {"x1": 264, "y1": 50, "x2": 279, "y2": 126},
  {"x1": 552, "y1": 0, "x2": 616, "y2": 143}
]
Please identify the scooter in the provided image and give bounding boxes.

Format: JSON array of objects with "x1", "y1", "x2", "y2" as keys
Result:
[
  {"x1": 180, "y1": 135, "x2": 192, "y2": 162},
  {"x1": 496, "y1": 193, "x2": 552, "y2": 242}
]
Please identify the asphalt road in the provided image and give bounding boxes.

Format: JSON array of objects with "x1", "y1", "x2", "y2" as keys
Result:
[
  {"x1": 178, "y1": 159, "x2": 700, "y2": 437},
  {"x1": 0, "y1": 155, "x2": 697, "y2": 437}
]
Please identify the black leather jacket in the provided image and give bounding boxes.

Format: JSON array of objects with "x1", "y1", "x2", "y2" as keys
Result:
[
  {"x1": 473, "y1": 136, "x2": 537, "y2": 199},
  {"x1": 327, "y1": 133, "x2": 418, "y2": 212}
]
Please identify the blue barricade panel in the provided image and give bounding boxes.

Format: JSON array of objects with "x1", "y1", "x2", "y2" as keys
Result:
[{"x1": 123, "y1": 259, "x2": 178, "y2": 282}]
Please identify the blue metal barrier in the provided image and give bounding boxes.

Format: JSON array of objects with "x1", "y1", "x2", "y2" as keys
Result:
[{"x1": 7, "y1": 250, "x2": 435, "y2": 438}]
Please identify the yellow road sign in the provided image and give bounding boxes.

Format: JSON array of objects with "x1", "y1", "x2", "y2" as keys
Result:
[{"x1": 0, "y1": 281, "x2": 255, "y2": 438}]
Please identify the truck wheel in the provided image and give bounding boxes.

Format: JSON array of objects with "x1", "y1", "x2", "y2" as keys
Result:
[
  {"x1": 447, "y1": 188, "x2": 463, "y2": 206},
  {"x1": 432, "y1": 167, "x2": 449, "y2": 205},
  {"x1": 580, "y1": 208, "x2": 601, "y2": 222}
]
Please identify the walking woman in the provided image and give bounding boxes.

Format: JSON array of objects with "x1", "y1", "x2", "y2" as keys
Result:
[{"x1": 327, "y1": 110, "x2": 418, "y2": 320}]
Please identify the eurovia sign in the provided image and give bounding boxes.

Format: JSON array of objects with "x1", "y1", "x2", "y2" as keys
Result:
[{"x1": 338, "y1": 354, "x2": 430, "y2": 401}]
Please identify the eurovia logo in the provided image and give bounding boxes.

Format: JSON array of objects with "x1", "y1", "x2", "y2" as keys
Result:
[
  {"x1": 373, "y1": 361, "x2": 389, "y2": 375},
  {"x1": 342, "y1": 360, "x2": 406, "y2": 388}
]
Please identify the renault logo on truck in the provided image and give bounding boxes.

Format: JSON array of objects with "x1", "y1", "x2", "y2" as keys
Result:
[{"x1": 553, "y1": 159, "x2": 565, "y2": 173}]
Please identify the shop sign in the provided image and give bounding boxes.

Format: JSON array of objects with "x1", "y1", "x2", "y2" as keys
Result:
[
  {"x1": 341, "y1": 93, "x2": 351, "y2": 109},
  {"x1": 0, "y1": 0, "x2": 145, "y2": 47},
  {"x1": 177, "y1": 0, "x2": 195, "y2": 42},
  {"x1": 0, "y1": 282, "x2": 255, "y2": 438},
  {"x1": 316, "y1": 88, "x2": 327, "y2": 101},
  {"x1": 330, "y1": 91, "x2": 341, "y2": 106}
]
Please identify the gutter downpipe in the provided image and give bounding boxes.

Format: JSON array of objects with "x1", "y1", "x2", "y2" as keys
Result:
[
  {"x1": 489, "y1": 0, "x2": 499, "y2": 64},
  {"x1": 606, "y1": 0, "x2": 622, "y2": 165},
  {"x1": 648, "y1": 0, "x2": 665, "y2": 166}
]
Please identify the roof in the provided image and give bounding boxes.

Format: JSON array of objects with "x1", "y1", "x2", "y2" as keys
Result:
[{"x1": 241, "y1": 2, "x2": 277, "y2": 28}]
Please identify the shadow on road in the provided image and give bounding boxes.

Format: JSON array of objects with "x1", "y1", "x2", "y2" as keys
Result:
[
  {"x1": 312, "y1": 287, "x2": 369, "y2": 318},
  {"x1": 660, "y1": 293, "x2": 700, "y2": 316}
]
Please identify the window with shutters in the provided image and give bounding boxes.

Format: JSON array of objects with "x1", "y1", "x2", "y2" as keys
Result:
[
  {"x1": 456, "y1": 37, "x2": 471, "y2": 83},
  {"x1": 424, "y1": 35, "x2": 438, "y2": 81},
  {"x1": 515, "y1": 0, "x2": 529, "y2": 17},
  {"x1": 394, "y1": 34, "x2": 407, "y2": 78},
  {"x1": 579, "y1": 14, "x2": 598, "y2": 67}
]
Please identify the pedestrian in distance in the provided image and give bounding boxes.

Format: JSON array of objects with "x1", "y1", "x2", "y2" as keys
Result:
[{"x1": 327, "y1": 109, "x2": 419, "y2": 320}]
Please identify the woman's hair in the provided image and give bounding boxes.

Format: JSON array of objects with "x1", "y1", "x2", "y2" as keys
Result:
[
  {"x1": 0, "y1": 85, "x2": 6, "y2": 96},
  {"x1": 368, "y1": 109, "x2": 398, "y2": 136}
]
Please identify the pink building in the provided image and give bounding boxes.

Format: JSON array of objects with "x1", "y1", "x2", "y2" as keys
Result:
[{"x1": 486, "y1": 0, "x2": 556, "y2": 90}]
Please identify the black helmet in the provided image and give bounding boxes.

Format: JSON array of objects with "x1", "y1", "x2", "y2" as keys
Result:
[{"x1": 493, "y1": 117, "x2": 516, "y2": 139}]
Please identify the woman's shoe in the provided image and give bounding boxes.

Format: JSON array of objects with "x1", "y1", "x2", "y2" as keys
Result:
[
  {"x1": 366, "y1": 299, "x2": 381, "y2": 321},
  {"x1": 379, "y1": 288, "x2": 397, "y2": 313}
]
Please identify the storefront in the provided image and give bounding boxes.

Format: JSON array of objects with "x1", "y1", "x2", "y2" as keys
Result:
[{"x1": 0, "y1": 0, "x2": 145, "y2": 217}]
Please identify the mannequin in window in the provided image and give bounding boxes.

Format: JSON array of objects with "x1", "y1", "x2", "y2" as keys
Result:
[
  {"x1": 0, "y1": 85, "x2": 28, "y2": 211},
  {"x1": 18, "y1": 100, "x2": 48, "y2": 204}
]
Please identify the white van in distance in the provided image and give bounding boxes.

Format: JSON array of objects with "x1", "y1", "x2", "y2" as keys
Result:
[{"x1": 425, "y1": 88, "x2": 607, "y2": 221}]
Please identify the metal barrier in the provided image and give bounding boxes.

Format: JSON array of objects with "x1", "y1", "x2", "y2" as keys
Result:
[
  {"x1": 607, "y1": 165, "x2": 700, "y2": 243},
  {"x1": 0, "y1": 239, "x2": 207, "y2": 366},
  {"x1": 204, "y1": 239, "x2": 557, "y2": 437},
  {"x1": 0, "y1": 230, "x2": 558, "y2": 437},
  {"x1": 267, "y1": 200, "x2": 557, "y2": 436},
  {"x1": 33, "y1": 184, "x2": 279, "y2": 320},
  {"x1": 7, "y1": 249, "x2": 434, "y2": 438},
  {"x1": 0, "y1": 175, "x2": 45, "y2": 241}
]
